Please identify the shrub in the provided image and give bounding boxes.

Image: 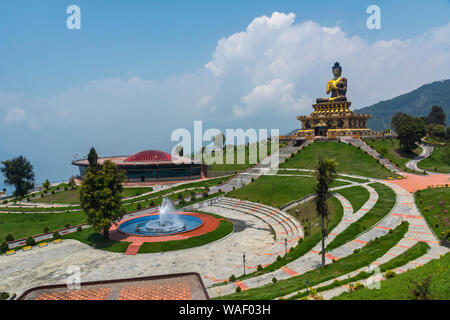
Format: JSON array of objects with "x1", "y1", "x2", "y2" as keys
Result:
[
  {"x1": 64, "y1": 223, "x2": 70, "y2": 228},
  {"x1": 53, "y1": 232, "x2": 61, "y2": 240},
  {"x1": 229, "y1": 275, "x2": 236, "y2": 282},
  {"x1": 5, "y1": 234, "x2": 14, "y2": 242},
  {"x1": 276, "y1": 255, "x2": 282, "y2": 261},
  {"x1": 51, "y1": 190, "x2": 55, "y2": 195},
  {"x1": 43, "y1": 226, "x2": 50, "y2": 233},
  {"x1": 384, "y1": 270, "x2": 396, "y2": 279},
  {"x1": 2, "y1": 200, "x2": 7, "y2": 204},
  {"x1": 150, "y1": 200, "x2": 155, "y2": 206},
  {"x1": 41, "y1": 193, "x2": 44, "y2": 198},
  {"x1": 236, "y1": 286, "x2": 241, "y2": 293},
  {"x1": 64, "y1": 186, "x2": 68, "y2": 191},
  {"x1": 136, "y1": 203, "x2": 142, "y2": 210},
  {"x1": 77, "y1": 226, "x2": 83, "y2": 232},
  {"x1": 272, "y1": 277, "x2": 278, "y2": 283},
  {"x1": 257, "y1": 264, "x2": 263, "y2": 271},
  {"x1": 202, "y1": 191, "x2": 208, "y2": 198},
  {"x1": 353, "y1": 248, "x2": 361, "y2": 254},
  {"x1": 179, "y1": 198, "x2": 186, "y2": 205},
  {"x1": 409, "y1": 276, "x2": 432, "y2": 300},
  {"x1": 26, "y1": 237, "x2": 36, "y2": 246},
  {"x1": 0, "y1": 241, "x2": 9, "y2": 254}
]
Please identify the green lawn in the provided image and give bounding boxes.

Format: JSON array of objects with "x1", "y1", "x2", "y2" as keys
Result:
[
  {"x1": 336, "y1": 186, "x2": 370, "y2": 213},
  {"x1": 335, "y1": 251, "x2": 450, "y2": 300},
  {"x1": 365, "y1": 138, "x2": 422, "y2": 171},
  {"x1": 214, "y1": 196, "x2": 344, "y2": 285},
  {"x1": 415, "y1": 187, "x2": 449, "y2": 240},
  {"x1": 0, "y1": 211, "x2": 87, "y2": 241},
  {"x1": 31, "y1": 189, "x2": 81, "y2": 204},
  {"x1": 215, "y1": 221, "x2": 408, "y2": 300},
  {"x1": 418, "y1": 144, "x2": 450, "y2": 173},
  {"x1": 280, "y1": 142, "x2": 392, "y2": 179},
  {"x1": 63, "y1": 228, "x2": 131, "y2": 252},
  {"x1": 227, "y1": 175, "x2": 331, "y2": 208},
  {"x1": 138, "y1": 219, "x2": 233, "y2": 253},
  {"x1": 326, "y1": 182, "x2": 396, "y2": 252}
]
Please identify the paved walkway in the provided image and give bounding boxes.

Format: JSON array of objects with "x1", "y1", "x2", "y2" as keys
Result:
[{"x1": 405, "y1": 143, "x2": 433, "y2": 173}]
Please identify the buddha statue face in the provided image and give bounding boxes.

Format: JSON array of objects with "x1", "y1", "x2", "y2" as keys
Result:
[{"x1": 332, "y1": 66, "x2": 341, "y2": 78}]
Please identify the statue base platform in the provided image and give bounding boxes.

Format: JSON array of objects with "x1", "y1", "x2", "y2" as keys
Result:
[{"x1": 296, "y1": 101, "x2": 372, "y2": 137}]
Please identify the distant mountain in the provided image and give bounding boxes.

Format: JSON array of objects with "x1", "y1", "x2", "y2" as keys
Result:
[{"x1": 356, "y1": 79, "x2": 450, "y2": 131}]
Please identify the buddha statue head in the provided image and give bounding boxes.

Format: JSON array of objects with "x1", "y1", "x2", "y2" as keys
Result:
[{"x1": 332, "y1": 62, "x2": 342, "y2": 78}]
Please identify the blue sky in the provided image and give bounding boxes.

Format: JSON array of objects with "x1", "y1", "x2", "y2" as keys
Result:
[{"x1": 0, "y1": 0, "x2": 449, "y2": 191}]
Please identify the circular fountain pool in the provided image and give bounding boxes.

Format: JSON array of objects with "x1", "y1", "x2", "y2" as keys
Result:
[{"x1": 118, "y1": 214, "x2": 203, "y2": 236}]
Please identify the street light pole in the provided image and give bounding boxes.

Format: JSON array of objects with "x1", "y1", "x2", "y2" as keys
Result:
[
  {"x1": 243, "y1": 253, "x2": 246, "y2": 275},
  {"x1": 285, "y1": 238, "x2": 288, "y2": 256}
]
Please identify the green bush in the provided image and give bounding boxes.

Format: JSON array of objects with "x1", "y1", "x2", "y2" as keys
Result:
[
  {"x1": 257, "y1": 264, "x2": 263, "y2": 271},
  {"x1": 136, "y1": 203, "x2": 142, "y2": 210},
  {"x1": 202, "y1": 191, "x2": 208, "y2": 198},
  {"x1": 384, "y1": 270, "x2": 396, "y2": 279},
  {"x1": 43, "y1": 226, "x2": 50, "y2": 233},
  {"x1": 236, "y1": 286, "x2": 241, "y2": 293},
  {"x1": 5, "y1": 234, "x2": 14, "y2": 242},
  {"x1": 0, "y1": 241, "x2": 9, "y2": 254},
  {"x1": 53, "y1": 231, "x2": 61, "y2": 240},
  {"x1": 229, "y1": 275, "x2": 236, "y2": 282},
  {"x1": 77, "y1": 226, "x2": 83, "y2": 232},
  {"x1": 272, "y1": 277, "x2": 278, "y2": 283},
  {"x1": 26, "y1": 237, "x2": 36, "y2": 246},
  {"x1": 150, "y1": 200, "x2": 155, "y2": 206}
]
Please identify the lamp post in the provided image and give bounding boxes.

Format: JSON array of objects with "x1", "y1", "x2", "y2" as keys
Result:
[
  {"x1": 285, "y1": 238, "x2": 288, "y2": 256},
  {"x1": 243, "y1": 253, "x2": 246, "y2": 275}
]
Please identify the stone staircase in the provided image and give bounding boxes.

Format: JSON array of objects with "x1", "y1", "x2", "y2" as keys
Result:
[{"x1": 210, "y1": 197, "x2": 302, "y2": 245}]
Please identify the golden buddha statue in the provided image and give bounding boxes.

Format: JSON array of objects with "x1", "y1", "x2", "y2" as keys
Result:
[{"x1": 316, "y1": 62, "x2": 347, "y2": 104}]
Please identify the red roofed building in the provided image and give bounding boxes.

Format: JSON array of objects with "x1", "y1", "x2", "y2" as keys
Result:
[{"x1": 72, "y1": 150, "x2": 208, "y2": 183}]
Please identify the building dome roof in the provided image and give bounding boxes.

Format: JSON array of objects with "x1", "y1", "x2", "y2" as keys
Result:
[{"x1": 124, "y1": 150, "x2": 172, "y2": 163}]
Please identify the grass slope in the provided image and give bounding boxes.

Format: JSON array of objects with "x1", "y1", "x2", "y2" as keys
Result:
[
  {"x1": 227, "y1": 175, "x2": 348, "y2": 208},
  {"x1": 326, "y1": 182, "x2": 396, "y2": 252},
  {"x1": 335, "y1": 251, "x2": 450, "y2": 300},
  {"x1": 415, "y1": 187, "x2": 449, "y2": 240},
  {"x1": 418, "y1": 144, "x2": 450, "y2": 173},
  {"x1": 336, "y1": 186, "x2": 370, "y2": 213},
  {"x1": 289, "y1": 241, "x2": 430, "y2": 299},
  {"x1": 281, "y1": 142, "x2": 392, "y2": 179}
]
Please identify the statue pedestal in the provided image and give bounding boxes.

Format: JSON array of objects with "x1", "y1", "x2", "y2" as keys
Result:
[{"x1": 296, "y1": 101, "x2": 372, "y2": 137}]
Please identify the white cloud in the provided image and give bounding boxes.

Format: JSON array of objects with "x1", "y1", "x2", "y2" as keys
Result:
[
  {"x1": 4, "y1": 108, "x2": 26, "y2": 122},
  {"x1": 234, "y1": 79, "x2": 312, "y2": 117}
]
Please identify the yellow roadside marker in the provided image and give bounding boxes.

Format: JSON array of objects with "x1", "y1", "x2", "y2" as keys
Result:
[{"x1": 22, "y1": 246, "x2": 32, "y2": 252}]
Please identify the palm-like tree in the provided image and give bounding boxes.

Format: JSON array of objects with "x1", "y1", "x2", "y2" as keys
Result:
[{"x1": 315, "y1": 157, "x2": 337, "y2": 267}]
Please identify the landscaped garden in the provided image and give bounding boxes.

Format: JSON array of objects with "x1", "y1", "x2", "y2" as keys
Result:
[
  {"x1": 326, "y1": 183, "x2": 396, "y2": 252},
  {"x1": 214, "y1": 221, "x2": 409, "y2": 300},
  {"x1": 280, "y1": 142, "x2": 392, "y2": 179}
]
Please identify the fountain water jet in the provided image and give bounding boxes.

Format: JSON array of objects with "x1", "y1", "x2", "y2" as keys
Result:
[{"x1": 134, "y1": 197, "x2": 187, "y2": 235}]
